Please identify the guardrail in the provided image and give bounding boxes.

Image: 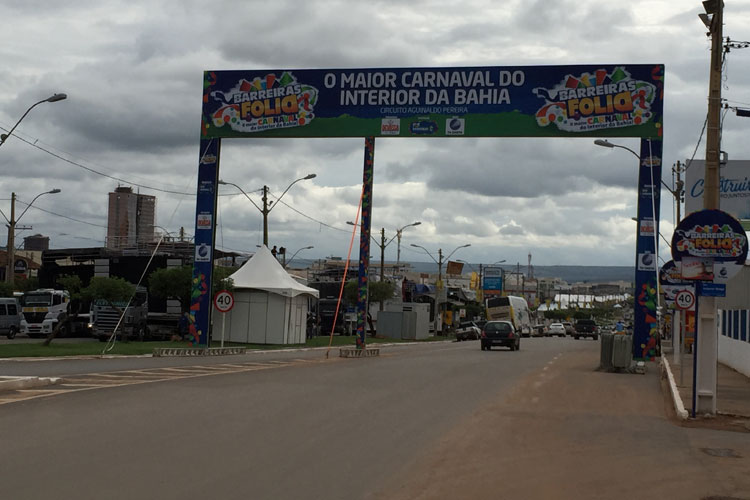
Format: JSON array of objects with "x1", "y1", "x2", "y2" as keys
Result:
[{"x1": 152, "y1": 347, "x2": 246, "y2": 357}]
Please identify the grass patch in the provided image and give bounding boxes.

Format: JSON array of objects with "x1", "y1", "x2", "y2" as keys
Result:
[{"x1": 0, "y1": 335, "x2": 452, "y2": 358}]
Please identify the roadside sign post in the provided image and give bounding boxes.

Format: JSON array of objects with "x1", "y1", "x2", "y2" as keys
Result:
[{"x1": 213, "y1": 290, "x2": 235, "y2": 348}]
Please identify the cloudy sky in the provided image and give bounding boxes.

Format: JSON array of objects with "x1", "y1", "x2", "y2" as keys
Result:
[{"x1": 1, "y1": 0, "x2": 749, "y2": 269}]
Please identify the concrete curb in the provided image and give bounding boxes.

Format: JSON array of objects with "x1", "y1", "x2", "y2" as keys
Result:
[
  {"x1": 0, "y1": 376, "x2": 62, "y2": 392},
  {"x1": 152, "y1": 347, "x2": 246, "y2": 357},
  {"x1": 661, "y1": 358, "x2": 689, "y2": 420}
]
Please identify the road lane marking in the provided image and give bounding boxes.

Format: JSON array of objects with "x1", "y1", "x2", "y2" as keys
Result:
[{"x1": 0, "y1": 358, "x2": 328, "y2": 406}]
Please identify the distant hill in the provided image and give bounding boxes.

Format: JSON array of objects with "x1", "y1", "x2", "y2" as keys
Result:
[{"x1": 405, "y1": 261, "x2": 635, "y2": 284}]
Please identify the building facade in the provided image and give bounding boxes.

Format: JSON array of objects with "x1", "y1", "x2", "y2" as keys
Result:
[{"x1": 106, "y1": 186, "x2": 156, "y2": 249}]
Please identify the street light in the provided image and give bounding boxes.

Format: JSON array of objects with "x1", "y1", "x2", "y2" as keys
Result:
[
  {"x1": 594, "y1": 139, "x2": 681, "y2": 197},
  {"x1": 3, "y1": 188, "x2": 61, "y2": 283},
  {"x1": 347, "y1": 221, "x2": 420, "y2": 281},
  {"x1": 0, "y1": 93, "x2": 67, "y2": 148},
  {"x1": 411, "y1": 243, "x2": 470, "y2": 333},
  {"x1": 395, "y1": 221, "x2": 421, "y2": 268},
  {"x1": 285, "y1": 245, "x2": 313, "y2": 269},
  {"x1": 219, "y1": 173, "x2": 315, "y2": 247}
]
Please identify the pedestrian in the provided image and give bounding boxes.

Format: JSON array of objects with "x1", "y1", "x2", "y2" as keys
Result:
[
  {"x1": 615, "y1": 319, "x2": 625, "y2": 334},
  {"x1": 271, "y1": 245, "x2": 278, "y2": 258}
]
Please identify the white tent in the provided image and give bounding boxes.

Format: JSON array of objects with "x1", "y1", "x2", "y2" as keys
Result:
[{"x1": 213, "y1": 246, "x2": 319, "y2": 345}]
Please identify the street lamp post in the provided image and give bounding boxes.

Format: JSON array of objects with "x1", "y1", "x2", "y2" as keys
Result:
[
  {"x1": 395, "y1": 221, "x2": 421, "y2": 268},
  {"x1": 219, "y1": 174, "x2": 315, "y2": 247},
  {"x1": 4, "y1": 189, "x2": 61, "y2": 283},
  {"x1": 0, "y1": 93, "x2": 67, "y2": 148},
  {"x1": 286, "y1": 245, "x2": 313, "y2": 269},
  {"x1": 411, "y1": 243, "x2": 470, "y2": 332}
]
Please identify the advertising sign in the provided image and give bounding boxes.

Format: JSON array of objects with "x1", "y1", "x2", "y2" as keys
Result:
[
  {"x1": 684, "y1": 160, "x2": 750, "y2": 223},
  {"x1": 445, "y1": 261, "x2": 464, "y2": 275},
  {"x1": 698, "y1": 282, "x2": 726, "y2": 297},
  {"x1": 633, "y1": 139, "x2": 663, "y2": 360},
  {"x1": 483, "y1": 267, "x2": 503, "y2": 291},
  {"x1": 671, "y1": 209, "x2": 748, "y2": 283},
  {"x1": 201, "y1": 64, "x2": 664, "y2": 139}
]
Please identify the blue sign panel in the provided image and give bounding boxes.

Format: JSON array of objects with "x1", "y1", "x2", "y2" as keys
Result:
[
  {"x1": 633, "y1": 139, "x2": 662, "y2": 360},
  {"x1": 699, "y1": 282, "x2": 726, "y2": 297},
  {"x1": 189, "y1": 138, "x2": 221, "y2": 346},
  {"x1": 200, "y1": 65, "x2": 664, "y2": 139},
  {"x1": 483, "y1": 267, "x2": 503, "y2": 290}
]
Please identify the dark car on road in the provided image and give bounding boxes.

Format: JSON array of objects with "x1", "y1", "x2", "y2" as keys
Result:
[
  {"x1": 573, "y1": 319, "x2": 599, "y2": 340},
  {"x1": 480, "y1": 320, "x2": 520, "y2": 351}
]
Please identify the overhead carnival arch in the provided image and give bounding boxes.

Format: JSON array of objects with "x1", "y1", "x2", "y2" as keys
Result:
[{"x1": 191, "y1": 64, "x2": 665, "y2": 359}]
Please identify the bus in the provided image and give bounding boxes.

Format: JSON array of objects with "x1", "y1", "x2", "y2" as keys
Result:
[{"x1": 485, "y1": 295, "x2": 533, "y2": 337}]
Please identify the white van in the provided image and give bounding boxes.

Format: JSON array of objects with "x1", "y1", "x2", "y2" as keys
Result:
[{"x1": 0, "y1": 297, "x2": 23, "y2": 339}]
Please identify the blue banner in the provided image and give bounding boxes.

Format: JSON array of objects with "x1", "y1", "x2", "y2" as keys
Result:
[
  {"x1": 633, "y1": 139, "x2": 662, "y2": 360},
  {"x1": 189, "y1": 139, "x2": 221, "y2": 346},
  {"x1": 201, "y1": 65, "x2": 664, "y2": 139}
]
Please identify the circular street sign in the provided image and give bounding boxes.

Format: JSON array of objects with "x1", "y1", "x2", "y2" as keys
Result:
[
  {"x1": 214, "y1": 290, "x2": 235, "y2": 313},
  {"x1": 674, "y1": 289, "x2": 695, "y2": 310}
]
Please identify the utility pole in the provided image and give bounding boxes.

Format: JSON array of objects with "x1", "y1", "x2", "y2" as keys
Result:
[
  {"x1": 696, "y1": 0, "x2": 723, "y2": 415},
  {"x1": 5, "y1": 193, "x2": 16, "y2": 284},
  {"x1": 379, "y1": 228, "x2": 386, "y2": 311},
  {"x1": 262, "y1": 185, "x2": 269, "y2": 247}
]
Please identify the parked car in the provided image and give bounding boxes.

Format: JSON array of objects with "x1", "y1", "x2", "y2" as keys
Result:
[
  {"x1": 0, "y1": 297, "x2": 22, "y2": 339},
  {"x1": 547, "y1": 323, "x2": 566, "y2": 337},
  {"x1": 574, "y1": 319, "x2": 599, "y2": 340},
  {"x1": 455, "y1": 321, "x2": 481, "y2": 341},
  {"x1": 562, "y1": 322, "x2": 575, "y2": 336},
  {"x1": 480, "y1": 320, "x2": 520, "y2": 351}
]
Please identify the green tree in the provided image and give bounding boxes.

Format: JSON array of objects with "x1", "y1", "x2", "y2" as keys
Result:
[
  {"x1": 0, "y1": 282, "x2": 14, "y2": 298},
  {"x1": 150, "y1": 265, "x2": 235, "y2": 312},
  {"x1": 149, "y1": 266, "x2": 192, "y2": 312},
  {"x1": 342, "y1": 280, "x2": 395, "y2": 337}
]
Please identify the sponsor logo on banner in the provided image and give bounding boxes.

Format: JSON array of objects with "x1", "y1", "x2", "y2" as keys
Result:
[
  {"x1": 637, "y1": 251, "x2": 657, "y2": 271},
  {"x1": 639, "y1": 218, "x2": 655, "y2": 236},
  {"x1": 685, "y1": 160, "x2": 750, "y2": 221},
  {"x1": 445, "y1": 116, "x2": 465, "y2": 135},
  {"x1": 673, "y1": 222, "x2": 747, "y2": 258},
  {"x1": 195, "y1": 243, "x2": 211, "y2": 263},
  {"x1": 209, "y1": 72, "x2": 319, "y2": 134},
  {"x1": 196, "y1": 213, "x2": 212, "y2": 230},
  {"x1": 199, "y1": 180, "x2": 214, "y2": 194},
  {"x1": 410, "y1": 119, "x2": 438, "y2": 135},
  {"x1": 381, "y1": 117, "x2": 400, "y2": 135},
  {"x1": 680, "y1": 256, "x2": 714, "y2": 280},
  {"x1": 200, "y1": 154, "x2": 217, "y2": 165},
  {"x1": 533, "y1": 67, "x2": 658, "y2": 133}
]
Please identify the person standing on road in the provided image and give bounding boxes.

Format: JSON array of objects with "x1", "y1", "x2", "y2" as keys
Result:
[{"x1": 178, "y1": 311, "x2": 190, "y2": 340}]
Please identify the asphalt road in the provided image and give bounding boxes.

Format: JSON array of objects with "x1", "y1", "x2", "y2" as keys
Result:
[{"x1": 1, "y1": 338, "x2": 749, "y2": 500}]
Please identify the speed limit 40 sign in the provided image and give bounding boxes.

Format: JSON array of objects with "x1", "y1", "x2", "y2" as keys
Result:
[
  {"x1": 674, "y1": 289, "x2": 695, "y2": 310},
  {"x1": 214, "y1": 290, "x2": 235, "y2": 313}
]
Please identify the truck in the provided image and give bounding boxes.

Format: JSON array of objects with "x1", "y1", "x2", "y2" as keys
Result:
[
  {"x1": 20, "y1": 289, "x2": 72, "y2": 338},
  {"x1": 573, "y1": 318, "x2": 599, "y2": 340},
  {"x1": 89, "y1": 286, "x2": 180, "y2": 342},
  {"x1": 485, "y1": 295, "x2": 533, "y2": 336}
]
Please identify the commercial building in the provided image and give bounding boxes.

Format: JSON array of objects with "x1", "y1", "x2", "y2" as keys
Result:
[{"x1": 106, "y1": 186, "x2": 156, "y2": 249}]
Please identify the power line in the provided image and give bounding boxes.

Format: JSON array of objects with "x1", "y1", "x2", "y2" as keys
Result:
[
  {"x1": 16, "y1": 202, "x2": 107, "y2": 228},
  {"x1": 267, "y1": 189, "x2": 350, "y2": 233}
]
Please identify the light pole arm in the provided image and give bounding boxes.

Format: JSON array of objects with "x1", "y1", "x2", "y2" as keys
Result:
[
  {"x1": 445, "y1": 244, "x2": 471, "y2": 262},
  {"x1": 410, "y1": 244, "x2": 439, "y2": 266},
  {"x1": 218, "y1": 180, "x2": 263, "y2": 213},
  {"x1": 0, "y1": 99, "x2": 46, "y2": 148},
  {"x1": 267, "y1": 174, "x2": 315, "y2": 215}
]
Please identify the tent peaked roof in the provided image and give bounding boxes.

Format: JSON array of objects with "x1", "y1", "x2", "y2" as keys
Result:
[{"x1": 228, "y1": 246, "x2": 319, "y2": 298}]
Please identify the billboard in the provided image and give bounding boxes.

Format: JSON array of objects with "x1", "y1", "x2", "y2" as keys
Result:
[
  {"x1": 483, "y1": 267, "x2": 503, "y2": 291},
  {"x1": 201, "y1": 64, "x2": 664, "y2": 139},
  {"x1": 684, "y1": 160, "x2": 750, "y2": 222}
]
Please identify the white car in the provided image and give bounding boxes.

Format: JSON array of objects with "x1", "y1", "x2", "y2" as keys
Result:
[{"x1": 547, "y1": 323, "x2": 566, "y2": 337}]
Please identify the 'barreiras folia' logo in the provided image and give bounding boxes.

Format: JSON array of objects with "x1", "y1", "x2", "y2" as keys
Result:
[
  {"x1": 533, "y1": 67, "x2": 656, "y2": 133},
  {"x1": 209, "y1": 72, "x2": 318, "y2": 133}
]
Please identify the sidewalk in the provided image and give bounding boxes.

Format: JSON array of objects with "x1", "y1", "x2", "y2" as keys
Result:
[{"x1": 663, "y1": 348, "x2": 750, "y2": 421}]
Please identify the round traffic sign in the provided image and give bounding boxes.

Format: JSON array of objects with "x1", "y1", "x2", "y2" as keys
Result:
[
  {"x1": 214, "y1": 290, "x2": 235, "y2": 313},
  {"x1": 674, "y1": 289, "x2": 695, "y2": 310}
]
